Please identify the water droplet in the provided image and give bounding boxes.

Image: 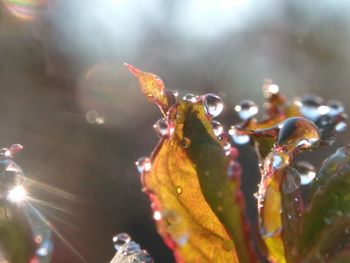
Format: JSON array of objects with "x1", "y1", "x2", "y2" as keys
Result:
[
  {"x1": 0, "y1": 148, "x2": 12, "y2": 158},
  {"x1": 228, "y1": 126, "x2": 250, "y2": 145},
  {"x1": 153, "y1": 118, "x2": 169, "y2": 137},
  {"x1": 283, "y1": 168, "x2": 301, "y2": 193},
  {"x1": 182, "y1": 93, "x2": 197, "y2": 103},
  {"x1": 180, "y1": 137, "x2": 191, "y2": 149},
  {"x1": 225, "y1": 147, "x2": 239, "y2": 159},
  {"x1": 223, "y1": 142, "x2": 231, "y2": 151},
  {"x1": 113, "y1": 233, "x2": 131, "y2": 251},
  {"x1": 176, "y1": 186, "x2": 182, "y2": 195},
  {"x1": 203, "y1": 93, "x2": 224, "y2": 118},
  {"x1": 211, "y1": 120, "x2": 224, "y2": 137},
  {"x1": 263, "y1": 83, "x2": 280, "y2": 98},
  {"x1": 135, "y1": 157, "x2": 152, "y2": 173},
  {"x1": 300, "y1": 95, "x2": 324, "y2": 121},
  {"x1": 327, "y1": 100, "x2": 344, "y2": 117},
  {"x1": 227, "y1": 160, "x2": 241, "y2": 180},
  {"x1": 276, "y1": 117, "x2": 320, "y2": 151},
  {"x1": 253, "y1": 192, "x2": 259, "y2": 199},
  {"x1": 294, "y1": 161, "x2": 316, "y2": 185},
  {"x1": 272, "y1": 154, "x2": 284, "y2": 170},
  {"x1": 235, "y1": 100, "x2": 258, "y2": 120},
  {"x1": 86, "y1": 110, "x2": 105, "y2": 125},
  {"x1": 335, "y1": 121, "x2": 347, "y2": 132},
  {"x1": 129, "y1": 250, "x2": 153, "y2": 263},
  {"x1": 118, "y1": 241, "x2": 141, "y2": 256},
  {"x1": 153, "y1": 211, "x2": 162, "y2": 221}
]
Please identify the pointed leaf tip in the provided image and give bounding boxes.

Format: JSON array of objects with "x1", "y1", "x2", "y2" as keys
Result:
[{"x1": 124, "y1": 63, "x2": 140, "y2": 77}]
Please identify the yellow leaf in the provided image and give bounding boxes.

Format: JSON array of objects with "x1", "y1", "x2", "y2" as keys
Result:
[{"x1": 128, "y1": 64, "x2": 257, "y2": 263}]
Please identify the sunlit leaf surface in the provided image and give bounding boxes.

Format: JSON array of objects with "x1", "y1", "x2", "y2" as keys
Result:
[{"x1": 128, "y1": 64, "x2": 256, "y2": 263}]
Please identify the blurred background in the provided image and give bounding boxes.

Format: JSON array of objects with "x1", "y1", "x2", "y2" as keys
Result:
[{"x1": 0, "y1": 0, "x2": 349, "y2": 262}]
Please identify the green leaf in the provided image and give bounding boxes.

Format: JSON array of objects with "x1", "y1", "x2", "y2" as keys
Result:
[{"x1": 300, "y1": 145, "x2": 350, "y2": 260}]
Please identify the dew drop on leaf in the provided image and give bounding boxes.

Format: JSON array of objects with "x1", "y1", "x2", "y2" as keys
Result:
[
  {"x1": 176, "y1": 186, "x2": 182, "y2": 195},
  {"x1": 180, "y1": 137, "x2": 191, "y2": 149},
  {"x1": 182, "y1": 93, "x2": 197, "y2": 103},
  {"x1": 327, "y1": 100, "x2": 344, "y2": 117},
  {"x1": 225, "y1": 147, "x2": 239, "y2": 159},
  {"x1": 211, "y1": 120, "x2": 224, "y2": 137},
  {"x1": 293, "y1": 161, "x2": 316, "y2": 185},
  {"x1": 335, "y1": 121, "x2": 347, "y2": 132},
  {"x1": 234, "y1": 100, "x2": 258, "y2": 120},
  {"x1": 203, "y1": 93, "x2": 224, "y2": 118},
  {"x1": 283, "y1": 167, "x2": 301, "y2": 193},
  {"x1": 227, "y1": 160, "x2": 241, "y2": 180},
  {"x1": 135, "y1": 157, "x2": 152, "y2": 173},
  {"x1": 153, "y1": 118, "x2": 169, "y2": 137},
  {"x1": 263, "y1": 83, "x2": 280, "y2": 98},
  {"x1": 118, "y1": 241, "x2": 141, "y2": 256},
  {"x1": 153, "y1": 211, "x2": 162, "y2": 221},
  {"x1": 276, "y1": 117, "x2": 320, "y2": 151},
  {"x1": 0, "y1": 148, "x2": 12, "y2": 158},
  {"x1": 228, "y1": 126, "x2": 250, "y2": 145},
  {"x1": 113, "y1": 233, "x2": 131, "y2": 251},
  {"x1": 223, "y1": 142, "x2": 231, "y2": 151},
  {"x1": 299, "y1": 95, "x2": 324, "y2": 121}
]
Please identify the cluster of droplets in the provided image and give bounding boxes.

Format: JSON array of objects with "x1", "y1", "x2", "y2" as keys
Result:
[
  {"x1": 255, "y1": 117, "x2": 321, "y2": 241},
  {"x1": 296, "y1": 96, "x2": 347, "y2": 144},
  {"x1": 136, "y1": 92, "x2": 236, "y2": 177},
  {"x1": 110, "y1": 233, "x2": 153, "y2": 263},
  {"x1": 135, "y1": 91, "x2": 244, "y2": 226},
  {"x1": 229, "y1": 82, "x2": 347, "y2": 146}
]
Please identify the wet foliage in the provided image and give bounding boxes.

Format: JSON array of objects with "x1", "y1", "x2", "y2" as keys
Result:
[{"x1": 129, "y1": 65, "x2": 350, "y2": 263}]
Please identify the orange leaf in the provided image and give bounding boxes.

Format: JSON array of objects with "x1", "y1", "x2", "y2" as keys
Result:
[{"x1": 128, "y1": 64, "x2": 257, "y2": 263}]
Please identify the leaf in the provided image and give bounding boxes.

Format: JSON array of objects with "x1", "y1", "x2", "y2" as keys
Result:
[
  {"x1": 124, "y1": 63, "x2": 173, "y2": 115},
  {"x1": 128, "y1": 64, "x2": 257, "y2": 263},
  {"x1": 300, "y1": 145, "x2": 350, "y2": 261},
  {"x1": 246, "y1": 117, "x2": 320, "y2": 263}
]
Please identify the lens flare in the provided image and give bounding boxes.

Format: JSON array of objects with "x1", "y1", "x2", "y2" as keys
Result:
[
  {"x1": 2, "y1": 0, "x2": 46, "y2": 21},
  {"x1": 7, "y1": 185, "x2": 27, "y2": 203}
]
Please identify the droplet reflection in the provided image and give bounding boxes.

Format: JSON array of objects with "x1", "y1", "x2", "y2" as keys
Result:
[{"x1": 203, "y1": 93, "x2": 224, "y2": 118}]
